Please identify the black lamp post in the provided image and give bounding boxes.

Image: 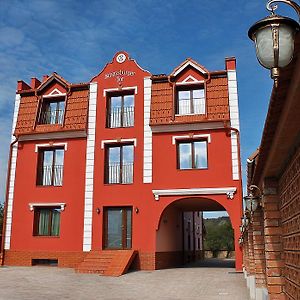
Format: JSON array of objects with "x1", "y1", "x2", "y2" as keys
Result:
[{"x1": 248, "y1": 0, "x2": 300, "y2": 85}]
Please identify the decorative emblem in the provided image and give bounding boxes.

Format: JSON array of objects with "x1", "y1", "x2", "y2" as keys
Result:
[
  {"x1": 226, "y1": 191, "x2": 235, "y2": 200},
  {"x1": 116, "y1": 53, "x2": 126, "y2": 64}
]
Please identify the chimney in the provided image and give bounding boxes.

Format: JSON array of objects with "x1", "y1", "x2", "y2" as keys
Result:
[
  {"x1": 17, "y1": 80, "x2": 31, "y2": 92},
  {"x1": 225, "y1": 57, "x2": 236, "y2": 71},
  {"x1": 31, "y1": 77, "x2": 41, "y2": 89},
  {"x1": 42, "y1": 75, "x2": 49, "y2": 82}
]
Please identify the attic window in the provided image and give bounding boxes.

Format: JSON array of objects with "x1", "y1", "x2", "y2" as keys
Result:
[
  {"x1": 39, "y1": 96, "x2": 65, "y2": 125},
  {"x1": 176, "y1": 86, "x2": 205, "y2": 115}
]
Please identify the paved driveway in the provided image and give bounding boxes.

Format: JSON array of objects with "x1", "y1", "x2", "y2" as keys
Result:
[{"x1": 0, "y1": 259, "x2": 250, "y2": 300}]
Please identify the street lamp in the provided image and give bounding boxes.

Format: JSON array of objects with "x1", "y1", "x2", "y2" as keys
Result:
[
  {"x1": 243, "y1": 185, "x2": 262, "y2": 214},
  {"x1": 248, "y1": 0, "x2": 300, "y2": 85}
]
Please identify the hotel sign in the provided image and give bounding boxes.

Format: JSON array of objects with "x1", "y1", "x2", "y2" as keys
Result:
[{"x1": 104, "y1": 70, "x2": 136, "y2": 83}]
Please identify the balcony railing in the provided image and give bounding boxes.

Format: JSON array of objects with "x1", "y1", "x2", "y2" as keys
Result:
[
  {"x1": 107, "y1": 162, "x2": 133, "y2": 184},
  {"x1": 38, "y1": 165, "x2": 63, "y2": 186},
  {"x1": 178, "y1": 99, "x2": 205, "y2": 115},
  {"x1": 108, "y1": 106, "x2": 134, "y2": 128},
  {"x1": 39, "y1": 109, "x2": 64, "y2": 125}
]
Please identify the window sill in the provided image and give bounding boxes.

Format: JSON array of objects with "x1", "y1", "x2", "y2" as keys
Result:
[
  {"x1": 104, "y1": 183, "x2": 134, "y2": 186},
  {"x1": 32, "y1": 236, "x2": 60, "y2": 238},
  {"x1": 175, "y1": 113, "x2": 206, "y2": 116},
  {"x1": 177, "y1": 168, "x2": 208, "y2": 171},
  {"x1": 105, "y1": 126, "x2": 134, "y2": 129}
]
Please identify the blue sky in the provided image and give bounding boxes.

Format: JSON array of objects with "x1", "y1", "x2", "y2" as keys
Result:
[{"x1": 0, "y1": 0, "x2": 288, "y2": 217}]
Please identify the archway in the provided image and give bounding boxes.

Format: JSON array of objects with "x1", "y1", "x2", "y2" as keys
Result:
[{"x1": 155, "y1": 196, "x2": 242, "y2": 271}]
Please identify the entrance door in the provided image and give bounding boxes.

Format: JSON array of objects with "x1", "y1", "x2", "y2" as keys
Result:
[{"x1": 104, "y1": 207, "x2": 132, "y2": 249}]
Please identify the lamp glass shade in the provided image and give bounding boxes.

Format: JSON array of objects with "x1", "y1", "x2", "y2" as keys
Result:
[
  {"x1": 255, "y1": 26, "x2": 275, "y2": 69},
  {"x1": 244, "y1": 196, "x2": 259, "y2": 212},
  {"x1": 255, "y1": 24, "x2": 295, "y2": 68}
]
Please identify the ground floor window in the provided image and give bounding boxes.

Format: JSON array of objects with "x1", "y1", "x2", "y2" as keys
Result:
[
  {"x1": 33, "y1": 207, "x2": 61, "y2": 236},
  {"x1": 103, "y1": 207, "x2": 132, "y2": 249}
]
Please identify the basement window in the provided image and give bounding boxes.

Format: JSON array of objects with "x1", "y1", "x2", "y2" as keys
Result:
[{"x1": 32, "y1": 259, "x2": 58, "y2": 266}]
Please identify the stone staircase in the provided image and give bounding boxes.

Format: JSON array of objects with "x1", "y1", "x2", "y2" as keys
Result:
[{"x1": 76, "y1": 250, "x2": 137, "y2": 276}]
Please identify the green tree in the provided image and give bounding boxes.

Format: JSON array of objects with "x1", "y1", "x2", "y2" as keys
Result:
[{"x1": 204, "y1": 217, "x2": 234, "y2": 258}]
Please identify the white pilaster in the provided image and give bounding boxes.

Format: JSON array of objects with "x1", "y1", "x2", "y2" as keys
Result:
[
  {"x1": 83, "y1": 82, "x2": 98, "y2": 252},
  {"x1": 4, "y1": 94, "x2": 21, "y2": 250},
  {"x1": 227, "y1": 70, "x2": 240, "y2": 180},
  {"x1": 143, "y1": 77, "x2": 152, "y2": 183}
]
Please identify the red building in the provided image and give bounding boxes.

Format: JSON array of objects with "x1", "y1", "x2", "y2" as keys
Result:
[{"x1": 2, "y1": 51, "x2": 243, "y2": 274}]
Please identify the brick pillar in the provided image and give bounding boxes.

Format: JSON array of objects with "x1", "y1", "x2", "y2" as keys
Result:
[
  {"x1": 243, "y1": 232, "x2": 249, "y2": 273},
  {"x1": 263, "y1": 178, "x2": 286, "y2": 300},
  {"x1": 246, "y1": 225, "x2": 256, "y2": 299},
  {"x1": 252, "y1": 207, "x2": 267, "y2": 297},
  {"x1": 248, "y1": 226, "x2": 255, "y2": 275}
]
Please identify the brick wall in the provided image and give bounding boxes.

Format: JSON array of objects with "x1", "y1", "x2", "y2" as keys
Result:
[
  {"x1": 4, "y1": 250, "x2": 87, "y2": 268},
  {"x1": 280, "y1": 148, "x2": 300, "y2": 300}
]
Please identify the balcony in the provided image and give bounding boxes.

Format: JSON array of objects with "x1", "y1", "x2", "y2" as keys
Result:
[
  {"x1": 38, "y1": 165, "x2": 63, "y2": 186},
  {"x1": 107, "y1": 162, "x2": 133, "y2": 184},
  {"x1": 177, "y1": 99, "x2": 206, "y2": 115},
  {"x1": 108, "y1": 106, "x2": 134, "y2": 128},
  {"x1": 39, "y1": 109, "x2": 64, "y2": 125}
]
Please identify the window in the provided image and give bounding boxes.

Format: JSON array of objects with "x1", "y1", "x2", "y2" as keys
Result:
[
  {"x1": 33, "y1": 207, "x2": 61, "y2": 236},
  {"x1": 107, "y1": 93, "x2": 134, "y2": 128},
  {"x1": 37, "y1": 148, "x2": 64, "y2": 186},
  {"x1": 39, "y1": 97, "x2": 65, "y2": 125},
  {"x1": 176, "y1": 86, "x2": 205, "y2": 115},
  {"x1": 177, "y1": 140, "x2": 208, "y2": 169},
  {"x1": 105, "y1": 144, "x2": 134, "y2": 184}
]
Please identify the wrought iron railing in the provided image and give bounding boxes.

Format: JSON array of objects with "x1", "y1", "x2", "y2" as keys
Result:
[
  {"x1": 178, "y1": 99, "x2": 205, "y2": 115},
  {"x1": 107, "y1": 162, "x2": 133, "y2": 184},
  {"x1": 39, "y1": 109, "x2": 64, "y2": 125},
  {"x1": 108, "y1": 106, "x2": 134, "y2": 128},
  {"x1": 38, "y1": 165, "x2": 63, "y2": 186}
]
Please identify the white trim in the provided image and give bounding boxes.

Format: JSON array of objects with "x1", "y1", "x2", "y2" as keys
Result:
[
  {"x1": 176, "y1": 76, "x2": 204, "y2": 86},
  {"x1": 172, "y1": 134, "x2": 211, "y2": 144},
  {"x1": 29, "y1": 202, "x2": 66, "y2": 211},
  {"x1": 227, "y1": 69, "x2": 240, "y2": 180},
  {"x1": 4, "y1": 94, "x2": 21, "y2": 250},
  {"x1": 103, "y1": 86, "x2": 137, "y2": 96},
  {"x1": 18, "y1": 130, "x2": 86, "y2": 141},
  {"x1": 83, "y1": 82, "x2": 98, "y2": 252},
  {"x1": 35, "y1": 142, "x2": 67, "y2": 152},
  {"x1": 101, "y1": 138, "x2": 137, "y2": 149},
  {"x1": 173, "y1": 61, "x2": 207, "y2": 77},
  {"x1": 43, "y1": 88, "x2": 66, "y2": 98},
  {"x1": 143, "y1": 77, "x2": 152, "y2": 183},
  {"x1": 151, "y1": 122, "x2": 225, "y2": 133},
  {"x1": 152, "y1": 187, "x2": 237, "y2": 201}
]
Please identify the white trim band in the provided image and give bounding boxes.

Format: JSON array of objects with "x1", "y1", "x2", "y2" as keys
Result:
[
  {"x1": 172, "y1": 134, "x2": 211, "y2": 145},
  {"x1": 103, "y1": 86, "x2": 137, "y2": 96},
  {"x1": 101, "y1": 138, "x2": 137, "y2": 149},
  {"x1": 35, "y1": 142, "x2": 68, "y2": 152},
  {"x1": 152, "y1": 187, "x2": 237, "y2": 201},
  {"x1": 29, "y1": 203, "x2": 66, "y2": 211}
]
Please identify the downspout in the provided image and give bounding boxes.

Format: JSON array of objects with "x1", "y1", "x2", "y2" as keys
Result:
[{"x1": 1, "y1": 137, "x2": 18, "y2": 265}]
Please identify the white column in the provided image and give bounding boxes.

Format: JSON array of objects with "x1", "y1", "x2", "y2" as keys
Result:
[
  {"x1": 227, "y1": 70, "x2": 240, "y2": 180},
  {"x1": 83, "y1": 82, "x2": 98, "y2": 252},
  {"x1": 4, "y1": 94, "x2": 21, "y2": 250},
  {"x1": 143, "y1": 77, "x2": 152, "y2": 183}
]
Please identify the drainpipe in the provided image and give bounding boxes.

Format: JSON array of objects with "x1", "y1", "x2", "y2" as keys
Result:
[{"x1": 1, "y1": 137, "x2": 18, "y2": 265}]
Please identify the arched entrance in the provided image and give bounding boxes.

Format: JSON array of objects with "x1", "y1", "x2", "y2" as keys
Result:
[{"x1": 155, "y1": 196, "x2": 242, "y2": 271}]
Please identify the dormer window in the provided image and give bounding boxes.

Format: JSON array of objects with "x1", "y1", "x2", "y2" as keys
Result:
[
  {"x1": 39, "y1": 97, "x2": 65, "y2": 125},
  {"x1": 176, "y1": 86, "x2": 205, "y2": 115}
]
